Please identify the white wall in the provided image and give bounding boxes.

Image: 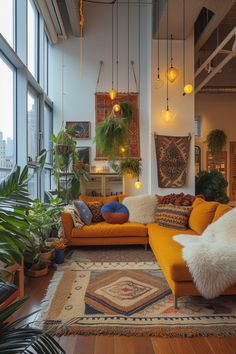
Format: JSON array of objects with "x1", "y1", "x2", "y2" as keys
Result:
[
  {"x1": 51, "y1": 2, "x2": 151, "y2": 196},
  {"x1": 195, "y1": 93, "x2": 236, "y2": 185},
  {"x1": 151, "y1": 35, "x2": 195, "y2": 195},
  {"x1": 51, "y1": 4, "x2": 195, "y2": 196}
]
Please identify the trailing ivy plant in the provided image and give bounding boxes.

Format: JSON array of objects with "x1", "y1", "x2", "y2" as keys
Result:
[
  {"x1": 195, "y1": 170, "x2": 229, "y2": 204},
  {"x1": 206, "y1": 129, "x2": 227, "y2": 158}
]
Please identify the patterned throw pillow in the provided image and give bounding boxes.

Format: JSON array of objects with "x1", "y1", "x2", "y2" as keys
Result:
[
  {"x1": 155, "y1": 204, "x2": 192, "y2": 230},
  {"x1": 87, "y1": 202, "x2": 104, "y2": 223},
  {"x1": 156, "y1": 193, "x2": 197, "y2": 206},
  {"x1": 73, "y1": 200, "x2": 93, "y2": 225},
  {"x1": 64, "y1": 205, "x2": 84, "y2": 228}
]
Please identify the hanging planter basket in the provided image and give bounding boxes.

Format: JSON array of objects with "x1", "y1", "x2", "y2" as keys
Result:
[
  {"x1": 56, "y1": 144, "x2": 73, "y2": 156},
  {"x1": 206, "y1": 129, "x2": 227, "y2": 159}
]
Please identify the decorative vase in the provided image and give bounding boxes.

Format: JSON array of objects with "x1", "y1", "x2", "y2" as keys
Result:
[
  {"x1": 40, "y1": 250, "x2": 53, "y2": 261},
  {"x1": 54, "y1": 249, "x2": 65, "y2": 264}
]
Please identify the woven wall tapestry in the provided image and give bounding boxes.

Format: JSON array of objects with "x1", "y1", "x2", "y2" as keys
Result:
[
  {"x1": 154, "y1": 134, "x2": 191, "y2": 188},
  {"x1": 95, "y1": 92, "x2": 140, "y2": 159}
]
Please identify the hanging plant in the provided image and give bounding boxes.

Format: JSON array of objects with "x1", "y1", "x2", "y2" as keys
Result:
[
  {"x1": 110, "y1": 158, "x2": 142, "y2": 178},
  {"x1": 206, "y1": 129, "x2": 227, "y2": 158},
  {"x1": 53, "y1": 128, "x2": 76, "y2": 157},
  {"x1": 95, "y1": 102, "x2": 133, "y2": 160}
]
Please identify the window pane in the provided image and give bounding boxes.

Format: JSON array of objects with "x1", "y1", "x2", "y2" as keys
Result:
[
  {"x1": 44, "y1": 104, "x2": 53, "y2": 164},
  {"x1": 27, "y1": 0, "x2": 38, "y2": 78},
  {"x1": 44, "y1": 33, "x2": 48, "y2": 93},
  {"x1": 27, "y1": 90, "x2": 38, "y2": 163},
  {"x1": 28, "y1": 168, "x2": 38, "y2": 198},
  {"x1": 0, "y1": 0, "x2": 14, "y2": 47},
  {"x1": 0, "y1": 56, "x2": 15, "y2": 180},
  {"x1": 44, "y1": 169, "x2": 51, "y2": 192}
]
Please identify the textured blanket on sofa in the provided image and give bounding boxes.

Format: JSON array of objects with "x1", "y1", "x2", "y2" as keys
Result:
[{"x1": 174, "y1": 207, "x2": 236, "y2": 299}]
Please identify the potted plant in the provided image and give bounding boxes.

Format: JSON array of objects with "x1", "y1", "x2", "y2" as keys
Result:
[
  {"x1": 38, "y1": 126, "x2": 91, "y2": 204},
  {"x1": 195, "y1": 170, "x2": 229, "y2": 204},
  {"x1": 27, "y1": 197, "x2": 63, "y2": 263},
  {"x1": 110, "y1": 158, "x2": 142, "y2": 178},
  {"x1": 95, "y1": 101, "x2": 133, "y2": 160},
  {"x1": 53, "y1": 240, "x2": 67, "y2": 264},
  {"x1": 206, "y1": 129, "x2": 227, "y2": 159}
]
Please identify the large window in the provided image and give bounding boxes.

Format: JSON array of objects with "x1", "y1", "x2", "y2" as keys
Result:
[
  {"x1": 0, "y1": 55, "x2": 15, "y2": 180},
  {"x1": 0, "y1": 0, "x2": 15, "y2": 48},
  {"x1": 27, "y1": 0, "x2": 39, "y2": 78}
]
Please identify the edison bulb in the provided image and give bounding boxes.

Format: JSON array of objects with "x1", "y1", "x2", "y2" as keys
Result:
[
  {"x1": 183, "y1": 84, "x2": 193, "y2": 94},
  {"x1": 167, "y1": 67, "x2": 179, "y2": 83},
  {"x1": 109, "y1": 88, "x2": 117, "y2": 100},
  {"x1": 134, "y1": 180, "x2": 143, "y2": 189},
  {"x1": 113, "y1": 103, "x2": 121, "y2": 113},
  {"x1": 161, "y1": 108, "x2": 176, "y2": 123},
  {"x1": 119, "y1": 146, "x2": 126, "y2": 154}
]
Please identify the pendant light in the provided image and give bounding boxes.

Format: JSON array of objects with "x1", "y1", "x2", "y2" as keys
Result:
[
  {"x1": 154, "y1": 0, "x2": 164, "y2": 89},
  {"x1": 112, "y1": 0, "x2": 121, "y2": 113},
  {"x1": 182, "y1": 0, "x2": 193, "y2": 95},
  {"x1": 167, "y1": 34, "x2": 179, "y2": 83},
  {"x1": 162, "y1": 0, "x2": 176, "y2": 123},
  {"x1": 134, "y1": 179, "x2": 143, "y2": 189},
  {"x1": 109, "y1": 2, "x2": 117, "y2": 101}
]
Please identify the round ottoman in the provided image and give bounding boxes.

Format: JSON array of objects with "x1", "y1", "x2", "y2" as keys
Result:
[{"x1": 101, "y1": 201, "x2": 129, "y2": 224}]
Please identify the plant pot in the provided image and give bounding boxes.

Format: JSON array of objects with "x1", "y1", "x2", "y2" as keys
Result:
[
  {"x1": 26, "y1": 264, "x2": 48, "y2": 277},
  {"x1": 56, "y1": 144, "x2": 73, "y2": 156},
  {"x1": 40, "y1": 250, "x2": 53, "y2": 261},
  {"x1": 54, "y1": 249, "x2": 65, "y2": 264}
]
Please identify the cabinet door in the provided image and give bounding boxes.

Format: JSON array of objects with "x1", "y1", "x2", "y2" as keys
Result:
[
  {"x1": 230, "y1": 142, "x2": 236, "y2": 201},
  {"x1": 104, "y1": 175, "x2": 123, "y2": 197}
]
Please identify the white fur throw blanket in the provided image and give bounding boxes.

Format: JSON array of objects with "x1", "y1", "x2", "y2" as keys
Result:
[{"x1": 174, "y1": 207, "x2": 236, "y2": 299}]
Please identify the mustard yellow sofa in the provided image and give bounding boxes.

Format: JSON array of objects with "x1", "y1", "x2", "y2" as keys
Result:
[
  {"x1": 61, "y1": 196, "x2": 236, "y2": 307},
  {"x1": 61, "y1": 195, "x2": 148, "y2": 247}
]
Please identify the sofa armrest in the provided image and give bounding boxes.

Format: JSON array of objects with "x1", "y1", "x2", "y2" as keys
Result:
[{"x1": 61, "y1": 212, "x2": 74, "y2": 239}]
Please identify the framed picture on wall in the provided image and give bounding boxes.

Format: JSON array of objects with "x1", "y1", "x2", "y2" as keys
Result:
[
  {"x1": 66, "y1": 121, "x2": 91, "y2": 139},
  {"x1": 76, "y1": 147, "x2": 91, "y2": 165}
]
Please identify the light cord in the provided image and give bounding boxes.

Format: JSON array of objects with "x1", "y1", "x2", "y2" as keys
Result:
[
  {"x1": 139, "y1": 0, "x2": 141, "y2": 92},
  {"x1": 116, "y1": 0, "x2": 119, "y2": 92},
  {"x1": 183, "y1": 0, "x2": 185, "y2": 88},
  {"x1": 128, "y1": 0, "x2": 130, "y2": 95},
  {"x1": 157, "y1": 0, "x2": 160, "y2": 78},
  {"x1": 167, "y1": 0, "x2": 169, "y2": 109},
  {"x1": 111, "y1": 2, "x2": 114, "y2": 88}
]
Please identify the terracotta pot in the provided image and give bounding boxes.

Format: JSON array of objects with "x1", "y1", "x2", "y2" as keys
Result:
[
  {"x1": 26, "y1": 265, "x2": 48, "y2": 277},
  {"x1": 40, "y1": 250, "x2": 53, "y2": 261}
]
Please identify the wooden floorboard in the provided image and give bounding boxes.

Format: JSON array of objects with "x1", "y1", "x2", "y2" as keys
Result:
[{"x1": 15, "y1": 267, "x2": 236, "y2": 354}]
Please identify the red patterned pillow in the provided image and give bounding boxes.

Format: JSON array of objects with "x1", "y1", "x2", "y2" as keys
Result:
[
  {"x1": 87, "y1": 202, "x2": 104, "y2": 223},
  {"x1": 157, "y1": 193, "x2": 198, "y2": 206}
]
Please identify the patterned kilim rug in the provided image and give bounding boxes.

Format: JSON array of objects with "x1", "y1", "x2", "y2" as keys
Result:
[{"x1": 39, "y1": 246, "x2": 236, "y2": 337}]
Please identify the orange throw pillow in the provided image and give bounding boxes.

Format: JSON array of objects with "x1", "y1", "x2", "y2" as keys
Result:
[
  {"x1": 188, "y1": 199, "x2": 219, "y2": 234},
  {"x1": 212, "y1": 204, "x2": 232, "y2": 222}
]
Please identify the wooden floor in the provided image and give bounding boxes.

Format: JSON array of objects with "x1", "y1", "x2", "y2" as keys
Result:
[{"x1": 17, "y1": 268, "x2": 236, "y2": 354}]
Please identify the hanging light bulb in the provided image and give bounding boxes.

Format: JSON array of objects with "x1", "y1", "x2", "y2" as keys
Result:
[
  {"x1": 113, "y1": 103, "x2": 121, "y2": 113},
  {"x1": 154, "y1": 70, "x2": 164, "y2": 89},
  {"x1": 167, "y1": 66, "x2": 179, "y2": 83},
  {"x1": 161, "y1": 107, "x2": 176, "y2": 123},
  {"x1": 183, "y1": 84, "x2": 193, "y2": 95},
  {"x1": 109, "y1": 88, "x2": 117, "y2": 100},
  {"x1": 119, "y1": 145, "x2": 126, "y2": 154},
  {"x1": 167, "y1": 35, "x2": 179, "y2": 83},
  {"x1": 134, "y1": 179, "x2": 143, "y2": 189}
]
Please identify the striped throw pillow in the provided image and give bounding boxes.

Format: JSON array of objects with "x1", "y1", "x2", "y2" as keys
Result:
[{"x1": 155, "y1": 204, "x2": 192, "y2": 230}]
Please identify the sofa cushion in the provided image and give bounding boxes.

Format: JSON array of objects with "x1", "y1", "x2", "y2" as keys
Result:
[
  {"x1": 188, "y1": 198, "x2": 219, "y2": 234},
  {"x1": 148, "y1": 223, "x2": 198, "y2": 282},
  {"x1": 101, "y1": 202, "x2": 129, "y2": 224},
  {"x1": 212, "y1": 203, "x2": 232, "y2": 222},
  {"x1": 87, "y1": 201, "x2": 104, "y2": 223},
  {"x1": 123, "y1": 195, "x2": 157, "y2": 224},
  {"x1": 74, "y1": 200, "x2": 93, "y2": 225},
  {"x1": 155, "y1": 204, "x2": 192, "y2": 230},
  {"x1": 71, "y1": 221, "x2": 148, "y2": 238}
]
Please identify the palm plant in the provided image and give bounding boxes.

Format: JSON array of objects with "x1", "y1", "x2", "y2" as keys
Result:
[{"x1": 0, "y1": 167, "x2": 65, "y2": 353}]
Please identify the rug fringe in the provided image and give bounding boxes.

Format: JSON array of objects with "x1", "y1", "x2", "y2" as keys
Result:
[{"x1": 44, "y1": 324, "x2": 236, "y2": 338}]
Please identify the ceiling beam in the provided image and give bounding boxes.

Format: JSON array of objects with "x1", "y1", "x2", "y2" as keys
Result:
[
  {"x1": 195, "y1": 0, "x2": 236, "y2": 54},
  {"x1": 65, "y1": 0, "x2": 81, "y2": 37}
]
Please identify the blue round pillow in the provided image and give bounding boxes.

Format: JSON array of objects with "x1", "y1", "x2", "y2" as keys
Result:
[{"x1": 101, "y1": 201, "x2": 129, "y2": 224}]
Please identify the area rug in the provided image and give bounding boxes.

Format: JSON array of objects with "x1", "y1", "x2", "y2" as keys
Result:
[{"x1": 38, "y1": 248, "x2": 236, "y2": 337}]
